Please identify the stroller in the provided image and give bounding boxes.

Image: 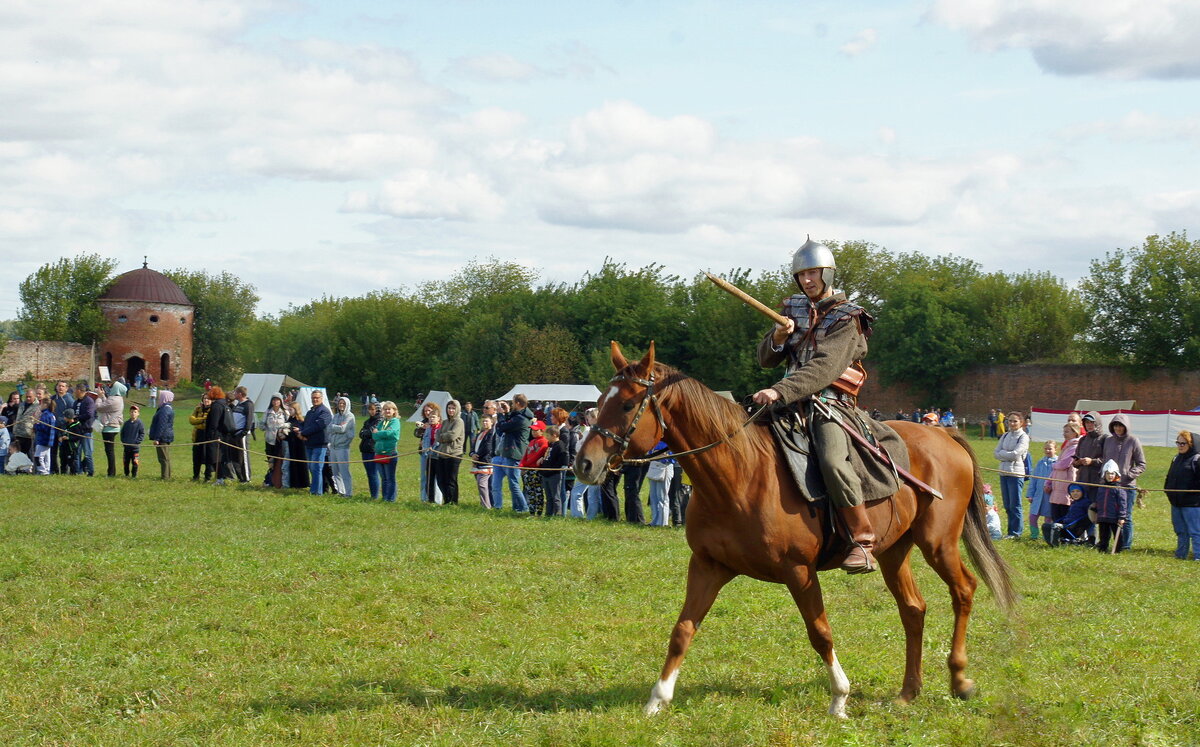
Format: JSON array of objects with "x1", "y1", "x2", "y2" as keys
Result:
[{"x1": 1044, "y1": 483, "x2": 1094, "y2": 547}]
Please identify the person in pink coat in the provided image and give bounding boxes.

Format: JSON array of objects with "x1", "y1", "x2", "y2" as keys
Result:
[{"x1": 1048, "y1": 422, "x2": 1081, "y2": 522}]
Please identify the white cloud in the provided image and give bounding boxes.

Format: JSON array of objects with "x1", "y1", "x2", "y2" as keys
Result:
[
  {"x1": 1065, "y1": 111, "x2": 1200, "y2": 144},
  {"x1": 564, "y1": 100, "x2": 717, "y2": 160},
  {"x1": 342, "y1": 171, "x2": 506, "y2": 221},
  {"x1": 840, "y1": 28, "x2": 878, "y2": 57},
  {"x1": 448, "y1": 53, "x2": 543, "y2": 82},
  {"x1": 930, "y1": 0, "x2": 1200, "y2": 79}
]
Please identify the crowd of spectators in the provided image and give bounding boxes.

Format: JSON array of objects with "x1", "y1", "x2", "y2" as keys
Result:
[{"x1": 8, "y1": 379, "x2": 1196, "y2": 549}]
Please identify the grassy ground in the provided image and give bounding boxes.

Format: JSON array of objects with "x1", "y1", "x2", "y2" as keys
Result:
[{"x1": 1, "y1": 395, "x2": 1198, "y2": 744}]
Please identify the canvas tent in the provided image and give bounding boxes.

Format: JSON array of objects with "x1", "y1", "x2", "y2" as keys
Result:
[
  {"x1": 492, "y1": 384, "x2": 603, "y2": 404},
  {"x1": 1074, "y1": 399, "x2": 1136, "y2": 412},
  {"x1": 236, "y1": 373, "x2": 312, "y2": 414},
  {"x1": 408, "y1": 390, "x2": 454, "y2": 423}
]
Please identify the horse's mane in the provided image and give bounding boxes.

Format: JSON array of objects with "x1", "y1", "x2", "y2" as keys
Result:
[{"x1": 649, "y1": 362, "x2": 768, "y2": 463}]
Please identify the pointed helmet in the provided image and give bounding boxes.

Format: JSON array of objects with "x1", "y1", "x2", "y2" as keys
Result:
[{"x1": 791, "y1": 236, "x2": 836, "y2": 292}]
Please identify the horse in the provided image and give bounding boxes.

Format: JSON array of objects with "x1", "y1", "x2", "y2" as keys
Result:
[{"x1": 573, "y1": 342, "x2": 1016, "y2": 719}]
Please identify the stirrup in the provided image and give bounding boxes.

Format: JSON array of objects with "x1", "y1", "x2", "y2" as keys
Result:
[{"x1": 840, "y1": 543, "x2": 877, "y2": 574}]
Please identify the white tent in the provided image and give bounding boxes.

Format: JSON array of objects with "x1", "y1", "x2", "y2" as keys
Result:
[
  {"x1": 408, "y1": 390, "x2": 454, "y2": 423},
  {"x1": 237, "y1": 373, "x2": 311, "y2": 413},
  {"x1": 295, "y1": 387, "x2": 330, "y2": 417},
  {"x1": 1074, "y1": 399, "x2": 1136, "y2": 412},
  {"x1": 492, "y1": 384, "x2": 603, "y2": 403}
]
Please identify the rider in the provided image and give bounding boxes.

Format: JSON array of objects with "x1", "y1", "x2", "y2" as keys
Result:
[{"x1": 752, "y1": 237, "x2": 878, "y2": 574}]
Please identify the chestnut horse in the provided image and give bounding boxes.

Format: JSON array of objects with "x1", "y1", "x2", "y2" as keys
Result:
[{"x1": 574, "y1": 343, "x2": 1015, "y2": 718}]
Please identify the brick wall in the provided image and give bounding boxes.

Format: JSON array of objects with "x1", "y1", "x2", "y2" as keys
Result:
[
  {"x1": 0, "y1": 340, "x2": 92, "y2": 382},
  {"x1": 97, "y1": 300, "x2": 193, "y2": 385},
  {"x1": 858, "y1": 363, "x2": 1200, "y2": 423}
]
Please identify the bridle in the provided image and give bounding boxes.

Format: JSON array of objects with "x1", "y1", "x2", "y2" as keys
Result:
[{"x1": 591, "y1": 368, "x2": 669, "y2": 471}]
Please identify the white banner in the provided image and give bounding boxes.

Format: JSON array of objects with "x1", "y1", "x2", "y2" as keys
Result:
[{"x1": 1030, "y1": 408, "x2": 1200, "y2": 447}]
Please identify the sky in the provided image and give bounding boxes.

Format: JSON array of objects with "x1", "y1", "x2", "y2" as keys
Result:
[{"x1": 2, "y1": 0, "x2": 1198, "y2": 317}]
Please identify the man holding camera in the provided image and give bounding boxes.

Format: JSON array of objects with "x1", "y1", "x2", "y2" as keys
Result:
[{"x1": 493, "y1": 394, "x2": 533, "y2": 512}]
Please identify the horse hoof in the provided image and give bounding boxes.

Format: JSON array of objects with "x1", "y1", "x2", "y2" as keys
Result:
[
  {"x1": 953, "y1": 680, "x2": 976, "y2": 700},
  {"x1": 893, "y1": 691, "x2": 920, "y2": 705},
  {"x1": 644, "y1": 699, "x2": 666, "y2": 716}
]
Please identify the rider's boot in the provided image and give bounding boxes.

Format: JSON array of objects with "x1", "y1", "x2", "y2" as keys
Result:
[{"x1": 836, "y1": 503, "x2": 877, "y2": 574}]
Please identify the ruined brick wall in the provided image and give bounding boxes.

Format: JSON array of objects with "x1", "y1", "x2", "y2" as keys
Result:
[
  {"x1": 855, "y1": 363, "x2": 1200, "y2": 424},
  {"x1": 97, "y1": 300, "x2": 193, "y2": 385},
  {"x1": 0, "y1": 340, "x2": 92, "y2": 382}
]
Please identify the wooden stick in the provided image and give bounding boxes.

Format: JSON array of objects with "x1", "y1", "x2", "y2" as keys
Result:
[{"x1": 704, "y1": 272, "x2": 789, "y2": 327}]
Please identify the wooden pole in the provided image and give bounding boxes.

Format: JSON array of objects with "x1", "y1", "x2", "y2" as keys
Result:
[{"x1": 704, "y1": 272, "x2": 789, "y2": 327}]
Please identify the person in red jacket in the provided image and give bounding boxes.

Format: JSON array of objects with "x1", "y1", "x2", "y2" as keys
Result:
[{"x1": 520, "y1": 420, "x2": 549, "y2": 516}]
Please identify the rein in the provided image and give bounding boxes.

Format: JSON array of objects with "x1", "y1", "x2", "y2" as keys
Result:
[{"x1": 594, "y1": 367, "x2": 768, "y2": 469}]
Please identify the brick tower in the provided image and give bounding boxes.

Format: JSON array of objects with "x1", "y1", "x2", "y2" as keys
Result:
[{"x1": 97, "y1": 262, "x2": 194, "y2": 385}]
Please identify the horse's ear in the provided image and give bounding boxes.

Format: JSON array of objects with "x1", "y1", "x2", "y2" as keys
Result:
[
  {"x1": 610, "y1": 341, "x2": 628, "y2": 371},
  {"x1": 639, "y1": 340, "x2": 656, "y2": 373}
]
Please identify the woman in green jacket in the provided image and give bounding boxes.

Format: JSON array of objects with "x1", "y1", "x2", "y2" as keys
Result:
[{"x1": 372, "y1": 401, "x2": 402, "y2": 502}]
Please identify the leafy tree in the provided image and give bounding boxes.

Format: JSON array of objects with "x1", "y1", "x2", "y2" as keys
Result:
[
  {"x1": 871, "y1": 282, "x2": 974, "y2": 400},
  {"x1": 971, "y1": 271, "x2": 1086, "y2": 364},
  {"x1": 164, "y1": 269, "x2": 260, "y2": 384},
  {"x1": 1080, "y1": 232, "x2": 1200, "y2": 370},
  {"x1": 498, "y1": 323, "x2": 584, "y2": 385},
  {"x1": 16, "y1": 254, "x2": 117, "y2": 342}
]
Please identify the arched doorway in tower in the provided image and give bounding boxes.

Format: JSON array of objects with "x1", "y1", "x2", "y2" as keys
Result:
[
  {"x1": 160, "y1": 353, "x2": 170, "y2": 382},
  {"x1": 125, "y1": 356, "x2": 146, "y2": 383},
  {"x1": 105, "y1": 352, "x2": 113, "y2": 375}
]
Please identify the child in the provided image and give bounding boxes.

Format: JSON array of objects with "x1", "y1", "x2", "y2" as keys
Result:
[
  {"x1": 121, "y1": 404, "x2": 146, "y2": 478},
  {"x1": 1048, "y1": 484, "x2": 1093, "y2": 546},
  {"x1": 539, "y1": 425, "x2": 569, "y2": 517},
  {"x1": 32, "y1": 398, "x2": 57, "y2": 475},
  {"x1": 1025, "y1": 440, "x2": 1056, "y2": 541},
  {"x1": 1094, "y1": 459, "x2": 1131, "y2": 553},
  {"x1": 520, "y1": 420, "x2": 549, "y2": 516},
  {"x1": 59, "y1": 409, "x2": 85, "y2": 475},
  {"x1": 983, "y1": 484, "x2": 1002, "y2": 540},
  {"x1": 5, "y1": 442, "x2": 34, "y2": 474},
  {"x1": 468, "y1": 415, "x2": 495, "y2": 508},
  {"x1": 0, "y1": 415, "x2": 9, "y2": 474}
]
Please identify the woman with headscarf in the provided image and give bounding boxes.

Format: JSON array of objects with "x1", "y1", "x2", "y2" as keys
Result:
[
  {"x1": 1165, "y1": 430, "x2": 1200, "y2": 561},
  {"x1": 148, "y1": 389, "x2": 175, "y2": 480},
  {"x1": 433, "y1": 399, "x2": 464, "y2": 505},
  {"x1": 95, "y1": 381, "x2": 126, "y2": 477}
]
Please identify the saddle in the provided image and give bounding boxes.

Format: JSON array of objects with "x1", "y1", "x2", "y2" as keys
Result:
[
  {"x1": 763, "y1": 402, "x2": 912, "y2": 570},
  {"x1": 763, "y1": 402, "x2": 910, "y2": 505}
]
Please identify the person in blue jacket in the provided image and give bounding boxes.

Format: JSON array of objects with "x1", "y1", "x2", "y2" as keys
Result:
[
  {"x1": 299, "y1": 390, "x2": 332, "y2": 495},
  {"x1": 1094, "y1": 459, "x2": 1132, "y2": 553},
  {"x1": 149, "y1": 391, "x2": 175, "y2": 481}
]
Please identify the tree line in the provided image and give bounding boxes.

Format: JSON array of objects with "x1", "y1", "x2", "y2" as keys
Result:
[{"x1": 7, "y1": 232, "x2": 1199, "y2": 403}]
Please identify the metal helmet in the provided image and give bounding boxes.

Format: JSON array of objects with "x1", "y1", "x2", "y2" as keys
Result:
[{"x1": 790, "y1": 235, "x2": 836, "y2": 292}]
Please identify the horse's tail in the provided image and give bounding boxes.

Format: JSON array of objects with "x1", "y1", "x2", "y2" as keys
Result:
[{"x1": 950, "y1": 430, "x2": 1017, "y2": 614}]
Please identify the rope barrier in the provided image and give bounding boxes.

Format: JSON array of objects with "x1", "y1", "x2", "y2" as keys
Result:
[
  {"x1": 18, "y1": 406, "x2": 1199, "y2": 491},
  {"x1": 981, "y1": 465, "x2": 1200, "y2": 494}
]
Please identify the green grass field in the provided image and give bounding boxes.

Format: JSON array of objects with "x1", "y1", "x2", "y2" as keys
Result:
[{"x1": 2, "y1": 388, "x2": 1198, "y2": 745}]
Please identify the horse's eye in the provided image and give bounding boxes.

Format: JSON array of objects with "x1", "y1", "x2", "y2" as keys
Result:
[{"x1": 623, "y1": 402, "x2": 635, "y2": 412}]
